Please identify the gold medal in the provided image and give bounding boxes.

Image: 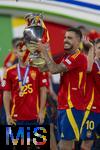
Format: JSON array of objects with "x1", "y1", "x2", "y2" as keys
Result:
[
  {"x1": 19, "y1": 91, "x2": 24, "y2": 97},
  {"x1": 17, "y1": 63, "x2": 30, "y2": 97}
]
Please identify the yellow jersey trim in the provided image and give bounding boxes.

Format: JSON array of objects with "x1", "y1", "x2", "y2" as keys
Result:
[
  {"x1": 80, "y1": 88, "x2": 94, "y2": 134},
  {"x1": 7, "y1": 64, "x2": 16, "y2": 72},
  {"x1": 66, "y1": 109, "x2": 80, "y2": 141},
  {"x1": 68, "y1": 83, "x2": 73, "y2": 108},
  {"x1": 78, "y1": 72, "x2": 83, "y2": 89},
  {"x1": 71, "y1": 50, "x2": 80, "y2": 59}
]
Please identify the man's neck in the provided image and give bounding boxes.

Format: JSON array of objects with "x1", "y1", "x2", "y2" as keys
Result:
[
  {"x1": 18, "y1": 60, "x2": 27, "y2": 68},
  {"x1": 65, "y1": 49, "x2": 78, "y2": 55}
]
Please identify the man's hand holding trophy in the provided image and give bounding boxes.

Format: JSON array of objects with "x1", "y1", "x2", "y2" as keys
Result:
[{"x1": 22, "y1": 13, "x2": 50, "y2": 68}]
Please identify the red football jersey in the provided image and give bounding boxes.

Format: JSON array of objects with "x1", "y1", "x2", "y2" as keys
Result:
[
  {"x1": 57, "y1": 50, "x2": 87, "y2": 110},
  {"x1": 85, "y1": 61, "x2": 100, "y2": 113},
  {"x1": 3, "y1": 64, "x2": 49, "y2": 120}
]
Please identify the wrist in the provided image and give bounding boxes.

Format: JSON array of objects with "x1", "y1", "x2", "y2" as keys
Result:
[
  {"x1": 6, "y1": 113, "x2": 11, "y2": 118},
  {"x1": 39, "y1": 109, "x2": 44, "y2": 113}
]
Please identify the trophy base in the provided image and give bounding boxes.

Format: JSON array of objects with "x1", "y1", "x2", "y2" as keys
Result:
[{"x1": 30, "y1": 57, "x2": 46, "y2": 67}]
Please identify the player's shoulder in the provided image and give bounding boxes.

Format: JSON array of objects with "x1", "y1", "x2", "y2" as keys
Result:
[
  {"x1": 72, "y1": 50, "x2": 87, "y2": 61},
  {"x1": 3, "y1": 64, "x2": 16, "y2": 79},
  {"x1": 6, "y1": 64, "x2": 17, "y2": 73}
]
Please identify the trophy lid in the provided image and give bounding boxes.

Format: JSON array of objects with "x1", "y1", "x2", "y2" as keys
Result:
[{"x1": 24, "y1": 13, "x2": 43, "y2": 26}]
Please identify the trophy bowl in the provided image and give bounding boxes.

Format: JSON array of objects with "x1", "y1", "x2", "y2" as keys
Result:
[
  {"x1": 23, "y1": 13, "x2": 49, "y2": 67},
  {"x1": 24, "y1": 26, "x2": 45, "y2": 44},
  {"x1": 23, "y1": 25, "x2": 46, "y2": 67}
]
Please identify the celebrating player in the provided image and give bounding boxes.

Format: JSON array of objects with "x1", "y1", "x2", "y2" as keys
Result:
[
  {"x1": 81, "y1": 38, "x2": 100, "y2": 150},
  {"x1": 3, "y1": 40, "x2": 49, "y2": 125},
  {"x1": 36, "y1": 27, "x2": 88, "y2": 150}
]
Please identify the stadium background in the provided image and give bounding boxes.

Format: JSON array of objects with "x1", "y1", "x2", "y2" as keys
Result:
[
  {"x1": 0, "y1": 0, "x2": 100, "y2": 67},
  {"x1": 0, "y1": 1, "x2": 100, "y2": 149}
]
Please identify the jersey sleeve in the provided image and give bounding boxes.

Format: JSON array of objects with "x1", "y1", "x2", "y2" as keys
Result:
[
  {"x1": 62, "y1": 53, "x2": 87, "y2": 71},
  {"x1": 39, "y1": 72, "x2": 49, "y2": 88}
]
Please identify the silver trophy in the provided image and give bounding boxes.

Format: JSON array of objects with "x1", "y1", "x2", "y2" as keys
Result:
[{"x1": 23, "y1": 13, "x2": 48, "y2": 67}]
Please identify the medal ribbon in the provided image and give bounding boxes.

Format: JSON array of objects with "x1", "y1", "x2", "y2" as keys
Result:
[{"x1": 17, "y1": 63, "x2": 30, "y2": 92}]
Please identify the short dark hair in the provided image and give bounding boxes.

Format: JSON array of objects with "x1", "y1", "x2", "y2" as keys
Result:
[
  {"x1": 94, "y1": 38, "x2": 100, "y2": 45},
  {"x1": 67, "y1": 27, "x2": 82, "y2": 40},
  {"x1": 12, "y1": 37, "x2": 23, "y2": 47}
]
